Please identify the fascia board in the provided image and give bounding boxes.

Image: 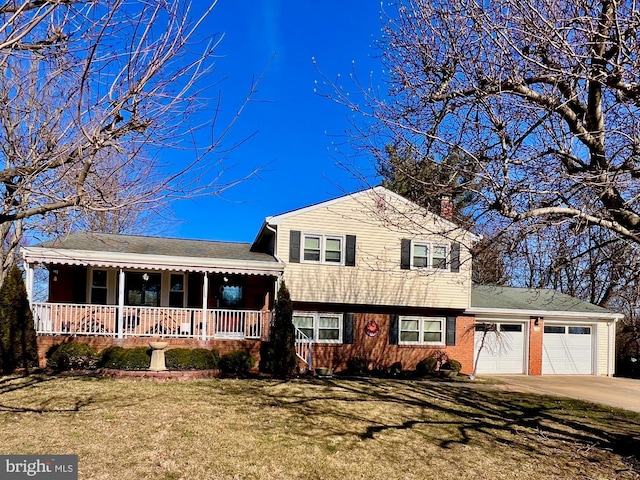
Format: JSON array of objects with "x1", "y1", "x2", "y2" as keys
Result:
[
  {"x1": 22, "y1": 247, "x2": 285, "y2": 275},
  {"x1": 467, "y1": 306, "x2": 623, "y2": 321}
]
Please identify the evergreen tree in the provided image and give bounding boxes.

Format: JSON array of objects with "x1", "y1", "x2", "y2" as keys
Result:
[
  {"x1": 0, "y1": 265, "x2": 37, "y2": 374},
  {"x1": 266, "y1": 281, "x2": 298, "y2": 378}
]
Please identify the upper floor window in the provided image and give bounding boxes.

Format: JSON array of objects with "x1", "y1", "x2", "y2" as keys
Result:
[
  {"x1": 302, "y1": 234, "x2": 343, "y2": 265},
  {"x1": 402, "y1": 239, "x2": 453, "y2": 271}
]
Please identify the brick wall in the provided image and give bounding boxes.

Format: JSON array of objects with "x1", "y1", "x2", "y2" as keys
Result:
[
  {"x1": 528, "y1": 317, "x2": 543, "y2": 375},
  {"x1": 311, "y1": 314, "x2": 475, "y2": 374}
]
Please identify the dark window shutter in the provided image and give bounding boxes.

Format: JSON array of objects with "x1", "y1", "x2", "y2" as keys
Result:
[
  {"x1": 389, "y1": 314, "x2": 399, "y2": 345},
  {"x1": 343, "y1": 313, "x2": 354, "y2": 344},
  {"x1": 345, "y1": 235, "x2": 356, "y2": 267},
  {"x1": 400, "y1": 239, "x2": 411, "y2": 270},
  {"x1": 450, "y1": 242, "x2": 461, "y2": 273},
  {"x1": 289, "y1": 230, "x2": 301, "y2": 263},
  {"x1": 446, "y1": 316, "x2": 456, "y2": 346}
]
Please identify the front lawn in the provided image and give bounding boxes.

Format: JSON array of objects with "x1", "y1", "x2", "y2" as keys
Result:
[{"x1": 0, "y1": 375, "x2": 638, "y2": 479}]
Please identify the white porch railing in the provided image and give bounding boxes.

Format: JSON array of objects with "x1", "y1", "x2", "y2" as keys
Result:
[
  {"x1": 294, "y1": 327, "x2": 313, "y2": 370},
  {"x1": 32, "y1": 303, "x2": 271, "y2": 340}
]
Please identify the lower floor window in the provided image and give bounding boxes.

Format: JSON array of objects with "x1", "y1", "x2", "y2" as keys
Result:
[
  {"x1": 399, "y1": 316, "x2": 444, "y2": 345},
  {"x1": 293, "y1": 312, "x2": 342, "y2": 342}
]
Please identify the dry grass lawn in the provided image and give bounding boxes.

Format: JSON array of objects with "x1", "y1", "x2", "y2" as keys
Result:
[{"x1": 0, "y1": 374, "x2": 639, "y2": 479}]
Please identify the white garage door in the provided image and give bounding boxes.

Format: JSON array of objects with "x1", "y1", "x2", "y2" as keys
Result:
[
  {"x1": 474, "y1": 323, "x2": 525, "y2": 374},
  {"x1": 542, "y1": 325, "x2": 593, "y2": 374}
]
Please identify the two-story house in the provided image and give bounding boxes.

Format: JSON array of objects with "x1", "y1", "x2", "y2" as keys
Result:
[{"x1": 22, "y1": 186, "x2": 621, "y2": 375}]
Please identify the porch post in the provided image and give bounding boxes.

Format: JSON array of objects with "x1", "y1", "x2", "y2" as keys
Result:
[
  {"x1": 25, "y1": 263, "x2": 34, "y2": 308},
  {"x1": 117, "y1": 269, "x2": 125, "y2": 339},
  {"x1": 201, "y1": 273, "x2": 208, "y2": 340}
]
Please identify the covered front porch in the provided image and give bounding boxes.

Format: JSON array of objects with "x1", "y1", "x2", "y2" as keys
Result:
[{"x1": 21, "y1": 232, "x2": 285, "y2": 343}]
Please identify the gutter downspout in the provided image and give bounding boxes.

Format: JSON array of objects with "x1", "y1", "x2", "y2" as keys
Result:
[
  {"x1": 266, "y1": 223, "x2": 284, "y2": 342},
  {"x1": 608, "y1": 316, "x2": 622, "y2": 377}
]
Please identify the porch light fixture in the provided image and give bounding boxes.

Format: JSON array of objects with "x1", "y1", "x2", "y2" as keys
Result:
[
  {"x1": 223, "y1": 276, "x2": 229, "y2": 283},
  {"x1": 534, "y1": 317, "x2": 542, "y2": 326},
  {"x1": 142, "y1": 273, "x2": 149, "y2": 282}
]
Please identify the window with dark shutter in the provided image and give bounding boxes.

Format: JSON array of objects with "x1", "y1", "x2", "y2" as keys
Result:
[
  {"x1": 343, "y1": 313, "x2": 354, "y2": 344},
  {"x1": 446, "y1": 316, "x2": 457, "y2": 346},
  {"x1": 289, "y1": 230, "x2": 301, "y2": 263},
  {"x1": 450, "y1": 242, "x2": 461, "y2": 273},
  {"x1": 345, "y1": 235, "x2": 356, "y2": 266},
  {"x1": 389, "y1": 314, "x2": 399, "y2": 344},
  {"x1": 400, "y1": 239, "x2": 411, "y2": 270}
]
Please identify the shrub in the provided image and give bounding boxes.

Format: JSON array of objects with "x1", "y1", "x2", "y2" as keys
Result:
[
  {"x1": 219, "y1": 350, "x2": 254, "y2": 375},
  {"x1": 442, "y1": 358, "x2": 462, "y2": 372},
  {"x1": 99, "y1": 346, "x2": 150, "y2": 370},
  {"x1": 263, "y1": 281, "x2": 297, "y2": 377},
  {"x1": 47, "y1": 341, "x2": 99, "y2": 371},
  {"x1": 347, "y1": 357, "x2": 369, "y2": 375},
  {"x1": 416, "y1": 357, "x2": 438, "y2": 375},
  {"x1": 165, "y1": 348, "x2": 219, "y2": 370},
  {"x1": 0, "y1": 265, "x2": 38, "y2": 374}
]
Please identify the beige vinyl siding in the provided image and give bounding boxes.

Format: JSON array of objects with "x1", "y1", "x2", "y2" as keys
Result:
[
  {"x1": 275, "y1": 190, "x2": 474, "y2": 309},
  {"x1": 596, "y1": 321, "x2": 615, "y2": 376}
]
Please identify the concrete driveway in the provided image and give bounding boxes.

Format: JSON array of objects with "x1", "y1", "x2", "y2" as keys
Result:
[{"x1": 486, "y1": 375, "x2": 640, "y2": 413}]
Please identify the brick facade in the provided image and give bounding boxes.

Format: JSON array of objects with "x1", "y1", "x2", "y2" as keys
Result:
[
  {"x1": 310, "y1": 314, "x2": 475, "y2": 375},
  {"x1": 527, "y1": 316, "x2": 543, "y2": 375}
]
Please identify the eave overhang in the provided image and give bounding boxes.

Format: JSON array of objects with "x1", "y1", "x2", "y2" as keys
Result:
[{"x1": 22, "y1": 246, "x2": 285, "y2": 277}]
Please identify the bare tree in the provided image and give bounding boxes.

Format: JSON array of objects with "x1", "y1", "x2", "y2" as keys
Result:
[
  {"x1": 324, "y1": 0, "x2": 640, "y2": 247},
  {"x1": 1, "y1": 0, "x2": 257, "y2": 284}
]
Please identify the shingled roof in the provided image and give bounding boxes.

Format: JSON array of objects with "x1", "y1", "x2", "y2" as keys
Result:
[
  {"x1": 37, "y1": 232, "x2": 277, "y2": 264},
  {"x1": 471, "y1": 285, "x2": 613, "y2": 315}
]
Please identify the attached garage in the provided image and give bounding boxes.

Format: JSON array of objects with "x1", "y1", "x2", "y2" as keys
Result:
[
  {"x1": 469, "y1": 286, "x2": 621, "y2": 376},
  {"x1": 473, "y1": 323, "x2": 526, "y2": 374},
  {"x1": 542, "y1": 324, "x2": 593, "y2": 374}
]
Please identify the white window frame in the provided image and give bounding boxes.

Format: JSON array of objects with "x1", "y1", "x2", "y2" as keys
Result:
[
  {"x1": 301, "y1": 233, "x2": 345, "y2": 265},
  {"x1": 293, "y1": 311, "x2": 343, "y2": 343},
  {"x1": 411, "y1": 241, "x2": 450, "y2": 271},
  {"x1": 399, "y1": 316, "x2": 445, "y2": 345}
]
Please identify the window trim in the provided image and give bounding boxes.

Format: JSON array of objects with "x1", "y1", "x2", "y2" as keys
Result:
[
  {"x1": 300, "y1": 233, "x2": 346, "y2": 266},
  {"x1": 293, "y1": 311, "x2": 343, "y2": 343},
  {"x1": 399, "y1": 316, "x2": 445, "y2": 346},
  {"x1": 410, "y1": 241, "x2": 450, "y2": 271}
]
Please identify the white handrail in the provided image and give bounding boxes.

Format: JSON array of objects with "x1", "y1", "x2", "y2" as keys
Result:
[
  {"x1": 294, "y1": 326, "x2": 313, "y2": 371},
  {"x1": 31, "y1": 302, "x2": 271, "y2": 340}
]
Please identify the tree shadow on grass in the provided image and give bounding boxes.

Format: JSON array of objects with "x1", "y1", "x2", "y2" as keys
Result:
[{"x1": 254, "y1": 377, "x2": 640, "y2": 470}]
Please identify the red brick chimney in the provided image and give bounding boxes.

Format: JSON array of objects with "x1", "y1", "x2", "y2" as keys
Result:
[{"x1": 440, "y1": 195, "x2": 454, "y2": 221}]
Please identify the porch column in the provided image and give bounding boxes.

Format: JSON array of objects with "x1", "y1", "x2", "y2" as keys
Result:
[
  {"x1": 201, "y1": 273, "x2": 208, "y2": 340},
  {"x1": 24, "y1": 262, "x2": 34, "y2": 308},
  {"x1": 117, "y1": 269, "x2": 125, "y2": 339}
]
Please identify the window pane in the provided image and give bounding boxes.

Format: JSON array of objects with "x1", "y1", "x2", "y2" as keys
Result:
[
  {"x1": 293, "y1": 316, "x2": 314, "y2": 328},
  {"x1": 299, "y1": 328, "x2": 314, "y2": 339},
  {"x1": 318, "y1": 329, "x2": 339, "y2": 340},
  {"x1": 325, "y1": 250, "x2": 342, "y2": 262},
  {"x1": 414, "y1": 245, "x2": 428, "y2": 257},
  {"x1": 91, "y1": 288, "x2": 107, "y2": 305},
  {"x1": 424, "y1": 332, "x2": 441, "y2": 342},
  {"x1": 500, "y1": 324, "x2": 522, "y2": 332},
  {"x1": 432, "y1": 246, "x2": 447, "y2": 269},
  {"x1": 319, "y1": 316, "x2": 339, "y2": 328},
  {"x1": 92, "y1": 270, "x2": 107, "y2": 288},
  {"x1": 325, "y1": 238, "x2": 341, "y2": 251},
  {"x1": 304, "y1": 237, "x2": 320, "y2": 249},
  {"x1": 424, "y1": 320, "x2": 441, "y2": 332},
  {"x1": 170, "y1": 274, "x2": 184, "y2": 291},
  {"x1": 400, "y1": 331, "x2": 419, "y2": 342},
  {"x1": 544, "y1": 326, "x2": 565, "y2": 334},
  {"x1": 401, "y1": 319, "x2": 419, "y2": 331},
  {"x1": 169, "y1": 291, "x2": 183, "y2": 308},
  {"x1": 569, "y1": 326, "x2": 591, "y2": 335},
  {"x1": 125, "y1": 272, "x2": 161, "y2": 307}
]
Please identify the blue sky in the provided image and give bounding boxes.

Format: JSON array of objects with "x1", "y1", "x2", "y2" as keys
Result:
[{"x1": 170, "y1": 1, "x2": 386, "y2": 243}]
